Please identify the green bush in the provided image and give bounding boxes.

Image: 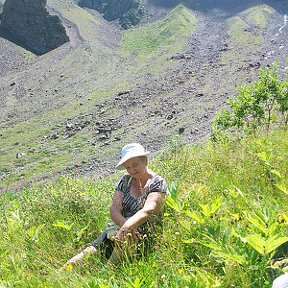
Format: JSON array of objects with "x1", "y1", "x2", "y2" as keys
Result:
[{"x1": 212, "y1": 64, "x2": 288, "y2": 140}]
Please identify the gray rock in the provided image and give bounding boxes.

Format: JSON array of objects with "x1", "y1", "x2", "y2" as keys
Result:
[
  {"x1": 16, "y1": 152, "x2": 27, "y2": 159},
  {"x1": 99, "y1": 134, "x2": 108, "y2": 141},
  {"x1": 117, "y1": 90, "x2": 131, "y2": 96},
  {"x1": 50, "y1": 133, "x2": 59, "y2": 140}
]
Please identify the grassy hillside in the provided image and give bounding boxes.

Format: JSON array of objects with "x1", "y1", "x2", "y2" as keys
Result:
[
  {"x1": 227, "y1": 5, "x2": 274, "y2": 46},
  {"x1": 1, "y1": 1, "x2": 287, "y2": 198},
  {"x1": 0, "y1": 82, "x2": 132, "y2": 192},
  {"x1": 0, "y1": 4, "x2": 199, "y2": 191},
  {"x1": 121, "y1": 4, "x2": 199, "y2": 63},
  {"x1": 0, "y1": 128, "x2": 287, "y2": 287},
  {"x1": 120, "y1": 4, "x2": 200, "y2": 75},
  {"x1": 222, "y1": 4, "x2": 275, "y2": 66}
]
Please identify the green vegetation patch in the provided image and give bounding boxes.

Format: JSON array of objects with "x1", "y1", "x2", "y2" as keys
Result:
[
  {"x1": 61, "y1": 5, "x2": 101, "y2": 41},
  {"x1": 0, "y1": 82, "x2": 133, "y2": 191},
  {"x1": 245, "y1": 5, "x2": 275, "y2": 29},
  {"x1": 62, "y1": 6, "x2": 100, "y2": 25},
  {"x1": 0, "y1": 128, "x2": 287, "y2": 287},
  {"x1": 222, "y1": 5, "x2": 275, "y2": 67},
  {"x1": 226, "y1": 4, "x2": 275, "y2": 48},
  {"x1": 121, "y1": 5, "x2": 199, "y2": 59}
]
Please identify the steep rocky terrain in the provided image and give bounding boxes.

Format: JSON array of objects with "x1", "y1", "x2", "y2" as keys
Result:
[
  {"x1": 79, "y1": 0, "x2": 145, "y2": 28},
  {"x1": 0, "y1": 0, "x2": 69, "y2": 55},
  {"x1": 0, "y1": 0, "x2": 287, "y2": 192}
]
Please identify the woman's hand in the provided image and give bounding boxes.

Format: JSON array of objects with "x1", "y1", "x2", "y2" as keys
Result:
[{"x1": 115, "y1": 225, "x2": 141, "y2": 243}]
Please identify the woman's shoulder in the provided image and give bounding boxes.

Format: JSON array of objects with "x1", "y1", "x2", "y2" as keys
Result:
[
  {"x1": 149, "y1": 173, "x2": 169, "y2": 194},
  {"x1": 148, "y1": 170, "x2": 166, "y2": 182},
  {"x1": 116, "y1": 174, "x2": 132, "y2": 192},
  {"x1": 151, "y1": 174, "x2": 165, "y2": 183}
]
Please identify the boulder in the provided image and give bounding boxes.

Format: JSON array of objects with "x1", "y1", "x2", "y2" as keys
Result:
[{"x1": 0, "y1": 0, "x2": 69, "y2": 55}]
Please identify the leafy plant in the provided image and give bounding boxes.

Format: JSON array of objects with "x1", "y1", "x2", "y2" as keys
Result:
[
  {"x1": 243, "y1": 234, "x2": 288, "y2": 256},
  {"x1": 212, "y1": 64, "x2": 288, "y2": 139},
  {"x1": 0, "y1": 127, "x2": 287, "y2": 287}
]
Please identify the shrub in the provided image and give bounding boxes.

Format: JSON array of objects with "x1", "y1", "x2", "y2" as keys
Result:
[{"x1": 212, "y1": 64, "x2": 288, "y2": 140}]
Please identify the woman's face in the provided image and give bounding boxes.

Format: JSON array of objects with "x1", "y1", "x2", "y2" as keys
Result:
[{"x1": 123, "y1": 156, "x2": 148, "y2": 179}]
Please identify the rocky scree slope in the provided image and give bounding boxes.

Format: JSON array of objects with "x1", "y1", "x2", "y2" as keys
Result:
[
  {"x1": 0, "y1": 0, "x2": 288, "y2": 191},
  {"x1": 0, "y1": 0, "x2": 69, "y2": 55}
]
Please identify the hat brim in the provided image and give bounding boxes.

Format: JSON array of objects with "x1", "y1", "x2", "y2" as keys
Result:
[{"x1": 115, "y1": 151, "x2": 150, "y2": 170}]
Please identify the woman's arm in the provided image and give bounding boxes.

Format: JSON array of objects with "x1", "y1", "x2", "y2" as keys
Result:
[
  {"x1": 115, "y1": 192, "x2": 166, "y2": 241},
  {"x1": 109, "y1": 191, "x2": 126, "y2": 227}
]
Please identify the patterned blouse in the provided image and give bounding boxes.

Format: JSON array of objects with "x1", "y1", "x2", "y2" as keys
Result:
[{"x1": 116, "y1": 174, "x2": 169, "y2": 218}]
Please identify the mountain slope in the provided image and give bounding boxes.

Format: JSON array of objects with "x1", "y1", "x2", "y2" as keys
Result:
[
  {"x1": 121, "y1": 5, "x2": 198, "y2": 56},
  {"x1": 0, "y1": 0, "x2": 287, "y2": 191}
]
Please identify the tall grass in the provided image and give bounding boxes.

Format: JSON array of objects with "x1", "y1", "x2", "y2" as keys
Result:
[{"x1": 0, "y1": 129, "x2": 287, "y2": 287}]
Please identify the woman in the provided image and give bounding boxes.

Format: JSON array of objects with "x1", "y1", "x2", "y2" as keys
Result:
[
  {"x1": 64, "y1": 143, "x2": 169, "y2": 268},
  {"x1": 272, "y1": 258, "x2": 288, "y2": 288}
]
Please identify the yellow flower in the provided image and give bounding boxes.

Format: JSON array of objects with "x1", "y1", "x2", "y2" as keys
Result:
[
  {"x1": 152, "y1": 262, "x2": 158, "y2": 268},
  {"x1": 66, "y1": 264, "x2": 73, "y2": 271},
  {"x1": 178, "y1": 268, "x2": 184, "y2": 275}
]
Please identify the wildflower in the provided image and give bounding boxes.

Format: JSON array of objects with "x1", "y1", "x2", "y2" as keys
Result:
[
  {"x1": 66, "y1": 263, "x2": 73, "y2": 271},
  {"x1": 151, "y1": 262, "x2": 158, "y2": 268}
]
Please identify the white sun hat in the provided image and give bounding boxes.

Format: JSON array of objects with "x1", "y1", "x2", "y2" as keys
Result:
[
  {"x1": 272, "y1": 273, "x2": 288, "y2": 288},
  {"x1": 115, "y1": 143, "x2": 150, "y2": 170}
]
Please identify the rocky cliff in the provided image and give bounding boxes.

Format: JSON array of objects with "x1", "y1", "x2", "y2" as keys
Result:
[
  {"x1": 0, "y1": 1, "x2": 3, "y2": 19},
  {"x1": 78, "y1": 0, "x2": 145, "y2": 28},
  {"x1": 0, "y1": 0, "x2": 69, "y2": 55}
]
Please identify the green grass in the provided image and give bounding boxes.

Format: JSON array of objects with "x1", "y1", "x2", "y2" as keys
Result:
[
  {"x1": 245, "y1": 5, "x2": 275, "y2": 29},
  {"x1": 0, "y1": 82, "x2": 134, "y2": 191},
  {"x1": 53, "y1": 0, "x2": 101, "y2": 42},
  {"x1": 222, "y1": 5, "x2": 275, "y2": 66},
  {"x1": 0, "y1": 123, "x2": 95, "y2": 189},
  {"x1": 0, "y1": 128, "x2": 287, "y2": 287},
  {"x1": 227, "y1": 4, "x2": 275, "y2": 47},
  {"x1": 121, "y1": 5, "x2": 199, "y2": 62}
]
